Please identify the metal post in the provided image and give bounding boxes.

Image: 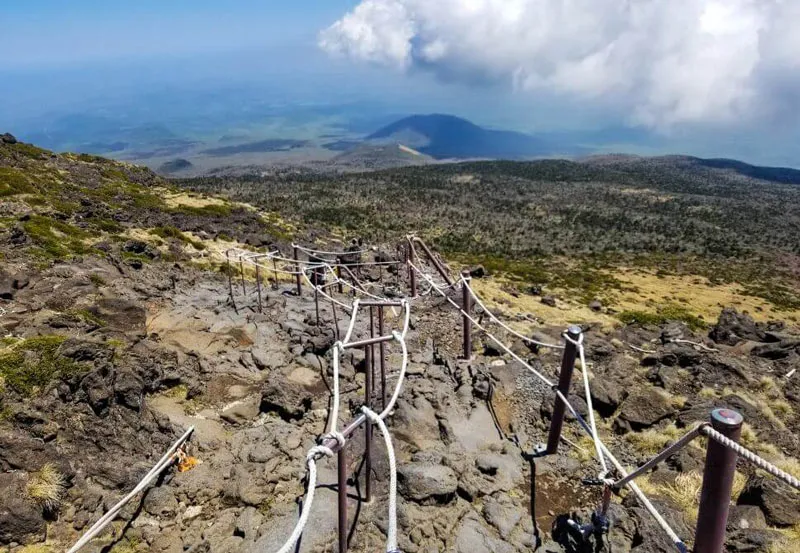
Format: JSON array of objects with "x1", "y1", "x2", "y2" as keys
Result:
[
  {"x1": 378, "y1": 305, "x2": 386, "y2": 409},
  {"x1": 545, "y1": 325, "x2": 582, "y2": 454},
  {"x1": 314, "y1": 285, "x2": 320, "y2": 326},
  {"x1": 408, "y1": 244, "x2": 417, "y2": 297},
  {"x1": 331, "y1": 297, "x2": 340, "y2": 341},
  {"x1": 369, "y1": 306, "x2": 375, "y2": 395},
  {"x1": 293, "y1": 246, "x2": 302, "y2": 296},
  {"x1": 255, "y1": 263, "x2": 263, "y2": 313},
  {"x1": 338, "y1": 448, "x2": 348, "y2": 553},
  {"x1": 337, "y1": 265, "x2": 343, "y2": 294},
  {"x1": 694, "y1": 409, "x2": 743, "y2": 553},
  {"x1": 364, "y1": 344, "x2": 372, "y2": 503},
  {"x1": 271, "y1": 257, "x2": 279, "y2": 290},
  {"x1": 225, "y1": 251, "x2": 234, "y2": 300},
  {"x1": 239, "y1": 257, "x2": 246, "y2": 296},
  {"x1": 461, "y1": 269, "x2": 472, "y2": 360}
]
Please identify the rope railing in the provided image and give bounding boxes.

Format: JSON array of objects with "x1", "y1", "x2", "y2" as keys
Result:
[
  {"x1": 67, "y1": 427, "x2": 195, "y2": 553},
  {"x1": 218, "y1": 239, "x2": 799, "y2": 553}
]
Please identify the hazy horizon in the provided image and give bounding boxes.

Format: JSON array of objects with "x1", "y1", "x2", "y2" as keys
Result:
[{"x1": 3, "y1": 1, "x2": 799, "y2": 168}]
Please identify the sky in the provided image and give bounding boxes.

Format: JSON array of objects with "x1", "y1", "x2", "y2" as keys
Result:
[{"x1": 2, "y1": 1, "x2": 800, "y2": 166}]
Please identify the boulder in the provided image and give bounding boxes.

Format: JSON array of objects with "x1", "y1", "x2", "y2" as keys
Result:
[
  {"x1": 727, "y1": 504, "x2": 767, "y2": 532},
  {"x1": 454, "y1": 513, "x2": 516, "y2": 553},
  {"x1": 143, "y1": 487, "x2": 179, "y2": 518},
  {"x1": 541, "y1": 295, "x2": 557, "y2": 307},
  {"x1": 589, "y1": 299, "x2": 603, "y2": 312},
  {"x1": 614, "y1": 387, "x2": 675, "y2": 433},
  {"x1": 469, "y1": 265, "x2": 487, "y2": 278},
  {"x1": 0, "y1": 474, "x2": 46, "y2": 545},
  {"x1": 738, "y1": 475, "x2": 800, "y2": 527},
  {"x1": 588, "y1": 378, "x2": 628, "y2": 417},
  {"x1": 750, "y1": 339, "x2": 800, "y2": 360},
  {"x1": 1, "y1": 133, "x2": 18, "y2": 144},
  {"x1": 709, "y1": 308, "x2": 764, "y2": 345},
  {"x1": 397, "y1": 463, "x2": 457, "y2": 503}
]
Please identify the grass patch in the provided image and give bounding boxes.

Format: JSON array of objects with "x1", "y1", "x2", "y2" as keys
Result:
[
  {"x1": 0, "y1": 335, "x2": 87, "y2": 395},
  {"x1": 69, "y1": 309, "x2": 106, "y2": 327},
  {"x1": 637, "y1": 470, "x2": 746, "y2": 523},
  {"x1": 149, "y1": 226, "x2": 206, "y2": 250},
  {"x1": 171, "y1": 203, "x2": 232, "y2": 218},
  {"x1": 27, "y1": 463, "x2": 66, "y2": 511},
  {"x1": 11, "y1": 142, "x2": 49, "y2": 159},
  {"x1": 618, "y1": 303, "x2": 707, "y2": 331},
  {"x1": 624, "y1": 423, "x2": 683, "y2": 455},
  {"x1": 89, "y1": 274, "x2": 107, "y2": 286},
  {"x1": 22, "y1": 215, "x2": 93, "y2": 259},
  {"x1": 0, "y1": 167, "x2": 34, "y2": 197}
]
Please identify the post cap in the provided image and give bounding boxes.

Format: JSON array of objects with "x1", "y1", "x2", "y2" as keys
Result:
[
  {"x1": 711, "y1": 408, "x2": 743, "y2": 429},
  {"x1": 566, "y1": 325, "x2": 582, "y2": 338}
]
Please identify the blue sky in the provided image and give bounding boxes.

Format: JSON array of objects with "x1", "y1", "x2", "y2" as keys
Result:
[{"x1": 2, "y1": 1, "x2": 358, "y2": 68}]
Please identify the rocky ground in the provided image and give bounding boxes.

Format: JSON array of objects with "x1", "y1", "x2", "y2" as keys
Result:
[{"x1": 1, "y1": 136, "x2": 800, "y2": 553}]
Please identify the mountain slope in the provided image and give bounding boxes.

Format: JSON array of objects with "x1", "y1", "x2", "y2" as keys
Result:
[{"x1": 367, "y1": 114, "x2": 551, "y2": 160}]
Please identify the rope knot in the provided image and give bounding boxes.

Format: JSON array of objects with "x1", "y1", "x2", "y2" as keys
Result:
[
  {"x1": 307, "y1": 444, "x2": 335, "y2": 463},
  {"x1": 322, "y1": 431, "x2": 346, "y2": 448}
]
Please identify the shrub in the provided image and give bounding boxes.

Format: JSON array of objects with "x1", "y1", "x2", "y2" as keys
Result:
[
  {"x1": 26, "y1": 463, "x2": 66, "y2": 511},
  {"x1": 0, "y1": 335, "x2": 86, "y2": 395}
]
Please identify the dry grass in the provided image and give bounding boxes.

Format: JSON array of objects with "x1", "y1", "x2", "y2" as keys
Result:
[
  {"x1": 624, "y1": 423, "x2": 683, "y2": 455},
  {"x1": 26, "y1": 463, "x2": 66, "y2": 511},
  {"x1": 163, "y1": 191, "x2": 229, "y2": 210},
  {"x1": 770, "y1": 524, "x2": 800, "y2": 553},
  {"x1": 637, "y1": 470, "x2": 746, "y2": 523},
  {"x1": 612, "y1": 269, "x2": 800, "y2": 324},
  {"x1": 722, "y1": 387, "x2": 790, "y2": 429}
]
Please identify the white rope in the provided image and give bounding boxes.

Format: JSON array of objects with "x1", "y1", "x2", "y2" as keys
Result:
[
  {"x1": 362, "y1": 407, "x2": 399, "y2": 553},
  {"x1": 463, "y1": 277, "x2": 565, "y2": 350},
  {"x1": 702, "y1": 426, "x2": 800, "y2": 491},
  {"x1": 328, "y1": 343, "x2": 344, "y2": 436},
  {"x1": 67, "y1": 427, "x2": 194, "y2": 553},
  {"x1": 294, "y1": 243, "x2": 375, "y2": 257},
  {"x1": 419, "y1": 267, "x2": 688, "y2": 552},
  {"x1": 275, "y1": 445, "x2": 336, "y2": 553},
  {"x1": 565, "y1": 333, "x2": 609, "y2": 478}
]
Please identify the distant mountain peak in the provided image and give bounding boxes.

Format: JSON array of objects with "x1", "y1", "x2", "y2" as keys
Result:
[{"x1": 366, "y1": 113, "x2": 550, "y2": 160}]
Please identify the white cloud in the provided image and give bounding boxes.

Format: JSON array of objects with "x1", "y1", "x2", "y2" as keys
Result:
[{"x1": 319, "y1": 0, "x2": 800, "y2": 128}]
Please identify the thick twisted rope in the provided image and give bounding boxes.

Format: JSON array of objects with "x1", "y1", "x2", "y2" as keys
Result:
[
  {"x1": 362, "y1": 406, "x2": 399, "y2": 553},
  {"x1": 701, "y1": 426, "x2": 800, "y2": 491},
  {"x1": 464, "y1": 280, "x2": 565, "y2": 350},
  {"x1": 68, "y1": 427, "x2": 195, "y2": 553}
]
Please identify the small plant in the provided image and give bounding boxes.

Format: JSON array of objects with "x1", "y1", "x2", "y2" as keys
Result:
[
  {"x1": 0, "y1": 335, "x2": 87, "y2": 395},
  {"x1": 618, "y1": 303, "x2": 706, "y2": 331},
  {"x1": 27, "y1": 463, "x2": 66, "y2": 512},
  {"x1": 89, "y1": 274, "x2": 107, "y2": 286}
]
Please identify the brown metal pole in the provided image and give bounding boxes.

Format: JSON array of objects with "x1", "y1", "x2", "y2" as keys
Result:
[
  {"x1": 271, "y1": 257, "x2": 279, "y2": 290},
  {"x1": 255, "y1": 263, "x2": 263, "y2": 313},
  {"x1": 461, "y1": 269, "x2": 472, "y2": 360},
  {"x1": 314, "y1": 285, "x2": 320, "y2": 326},
  {"x1": 364, "y1": 345, "x2": 372, "y2": 503},
  {"x1": 694, "y1": 409, "x2": 743, "y2": 553},
  {"x1": 378, "y1": 305, "x2": 386, "y2": 409},
  {"x1": 369, "y1": 306, "x2": 375, "y2": 395},
  {"x1": 545, "y1": 325, "x2": 582, "y2": 454},
  {"x1": 239, "y1": 257, "x2": 246, "y2": 296},
  {"x1": 409, "y1": 245, "x2": 417, "y2": 297},
  {"x1": 338, "y1": 448, "x2": 348, "y2": 553},
  {"x1": 331, "y1": 297, "x2": 340, "y2": 341},
  {"x1": 293, "y1": 246, "x2": 302, "y2": 296},
  {"x1": 226, "y1": 251, "x2": 234, "y2": 300}
]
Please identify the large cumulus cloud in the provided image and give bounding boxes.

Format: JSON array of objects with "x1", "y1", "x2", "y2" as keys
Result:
[{"x1": 319, "y1": 0, "x2": 800, "y2": 128}]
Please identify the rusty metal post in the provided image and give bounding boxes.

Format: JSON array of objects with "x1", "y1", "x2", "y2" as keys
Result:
[
  {"x1": 255, "y1": 263, "x2": 263, "y2": 313},
  {"x1": 337, "y1": 265, "x2": 343, "y2": 294},
  {"x1": 338, "y1": 448, "x2": 348, "y2": 553},
  {"x1": 239, "y1": 256, "x2": 246, "y2": 296},
  {"x1": 369, "y1": 306, "x2": 375, "y2": 395},
  {"x1": 314, "y1": 285, "x2": 320, "y2": 326},
  {"x1": 293, "y1": 246, "x2": 302, "y2": 296},
  {"x1": 461, "y1": 269, "x2": 472, "y2": 359},
  {"x1": 225, "y1": 251, "x2": 234, "y2": 300},
  {"x1": 694, "y1": 409, "x2": 743, "y2": 553},
  {"x1": 271, "y1": 257, "x2": 279, "y2": 290},
  {"x1": 378, "y1": 305, "x2": 386, "y2": 409},
  {"x1": 331, "y1": 297, "x2": 340, "y2": 341},
  {"x1": 545, "y1": 325, "x2": 582, "y2": 454},
  {"x1": 407, "y1": 244, "x2": 417, "y2": 297},
  {"x1": 364, "y1": 345, "x2": 373, "y2": 503}
]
